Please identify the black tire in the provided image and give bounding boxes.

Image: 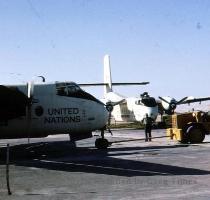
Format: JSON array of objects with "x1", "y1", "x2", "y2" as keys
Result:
[
  {"x1": 179, "y1": 138, "x2": 189, "y2": 144},
  {"x1": 185, "y1": 124, "x2": 205, "y2": 143},
  {"x1": 95, "y1": 138, "x2": 109, "y2": 149}
]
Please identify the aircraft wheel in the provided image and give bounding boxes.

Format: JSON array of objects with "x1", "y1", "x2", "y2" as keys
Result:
[
  {"x1": 95, "y1": 138, "x2": 109, "y2": 149},
  {"x1": 185, "y1": 124, "x2": 205, "y2": 143}
]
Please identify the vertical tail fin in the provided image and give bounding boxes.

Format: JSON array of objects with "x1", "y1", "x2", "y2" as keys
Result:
[{"x1": 104, "y1": 55, "x2": 113, "y2": 96}]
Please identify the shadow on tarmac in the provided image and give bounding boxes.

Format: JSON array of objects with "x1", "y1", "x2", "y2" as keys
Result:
[{"x1": 0, "y1": 141, "x2": 209, "y2": 177}]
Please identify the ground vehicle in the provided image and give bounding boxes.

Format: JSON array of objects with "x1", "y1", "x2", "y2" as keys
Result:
[{"x1": 167, "y1": 111, "x2": 210, "y2": 143}]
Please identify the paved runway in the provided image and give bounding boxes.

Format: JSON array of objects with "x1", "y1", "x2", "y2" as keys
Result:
[{"x1": 1, "y1": 129, "x2": 210, "y2": 200}]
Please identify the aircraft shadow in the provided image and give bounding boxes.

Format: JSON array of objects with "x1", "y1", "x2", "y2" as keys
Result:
[{"x1": 0, "y1": 141, "x2": 209, "y2": 177}]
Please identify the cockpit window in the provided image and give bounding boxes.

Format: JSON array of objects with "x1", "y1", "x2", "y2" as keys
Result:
[
  {"x1": 141, "y1": 97, "x2": 157, "y2": 107},
  {"x1": 136, "y1": 97, "x2": 157, "y2": 107},
  {"x1": 56, "y1": 82, "x2": 81, "y2": 96},
  {"x1": 55, "y1": 82, "x2": 103, "y2": 105}
]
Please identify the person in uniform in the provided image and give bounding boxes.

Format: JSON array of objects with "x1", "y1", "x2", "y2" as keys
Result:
[{"x1": 144, "y1": 114, "x2": 153, "y2": 142}]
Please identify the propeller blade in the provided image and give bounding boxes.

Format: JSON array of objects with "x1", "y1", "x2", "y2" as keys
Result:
[
  {"x1": 27, "y1": 81, "x2": 34, "y2": 100},
  {"x1": 177, "y1": 96, "x2": 188, "y2": 104},
  {"x1": 108, "y1": 111, "x2": 112, "y2": 126},
  {"x1": 26, "y1": 81, "x2": 35, "y2": 143},
  {"x1": 105, "y1": 102, "x2": 113, "y2": 127},
  {"x1": 158, "y1": 96, "x2": 170, "y2": 104}
]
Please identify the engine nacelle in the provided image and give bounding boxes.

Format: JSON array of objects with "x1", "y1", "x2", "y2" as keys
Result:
[{"x1": 161, "y1": 96, "x2": 177, "y2": 114}]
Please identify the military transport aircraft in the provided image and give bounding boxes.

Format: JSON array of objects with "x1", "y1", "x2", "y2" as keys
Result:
[
  {"x1": 79, "y1": 55, "x2": 157, "y2": 124},
  {"x1": 0, "y1": 81, "x2": 110, "y2": 149}
]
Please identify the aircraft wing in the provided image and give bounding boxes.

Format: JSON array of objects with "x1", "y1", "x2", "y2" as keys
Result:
[
  {"x1": 0, "y1": 85, "x2": 29, "y2": 120},
  {"x1": 179, "y1": 97, "x2": 210, "y2": 105},
  {"x1": 79, "y1": 82, "x2": 149, "y2": 87}
]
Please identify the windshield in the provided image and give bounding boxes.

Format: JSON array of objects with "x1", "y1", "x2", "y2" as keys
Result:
[
  {"x1": 140, "y1": 97, "x2": 157, "y2": 107},
  {"x1": 56, "y1": 82, "x2": 81, "y2": 96}
]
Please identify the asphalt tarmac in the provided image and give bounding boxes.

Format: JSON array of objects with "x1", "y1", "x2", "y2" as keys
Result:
[{"x1": 1, "y1": 129, "x2": 210, "y2": 200}]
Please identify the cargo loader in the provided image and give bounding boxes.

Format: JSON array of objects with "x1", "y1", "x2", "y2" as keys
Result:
[{"x1": 167, "y1": 111, "x2": 210, "y2": 143}]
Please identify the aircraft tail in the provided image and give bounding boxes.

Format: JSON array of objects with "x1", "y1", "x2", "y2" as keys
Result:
[{"x1": 104, "y1": 55, "x2": 113, "y2": 96}]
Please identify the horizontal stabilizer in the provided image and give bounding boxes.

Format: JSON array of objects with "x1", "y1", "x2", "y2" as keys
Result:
[
  {"x1": 79, "y1": 82, "x2": 149, "y2": 87},
  {"x1": 112, "y1": 82, "x2": 149, "y2": 86}
]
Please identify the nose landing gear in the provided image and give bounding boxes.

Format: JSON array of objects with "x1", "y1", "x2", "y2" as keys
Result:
[{"x1": 95, "y1": 129, "x2": 110, "y2": 149}]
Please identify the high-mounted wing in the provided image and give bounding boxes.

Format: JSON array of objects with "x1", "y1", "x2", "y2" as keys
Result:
[{"x1": 180, "y1": 97, "x2": 210, "y2": 105}]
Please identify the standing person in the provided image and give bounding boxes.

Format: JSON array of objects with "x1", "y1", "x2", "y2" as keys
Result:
[{"x1": 144, "y1": 114, "x2": 153, "y2": 142}]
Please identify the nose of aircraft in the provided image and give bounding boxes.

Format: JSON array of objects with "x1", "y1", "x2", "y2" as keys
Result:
[
  {"x1": 93, "y1": 101, "x2": 109, "y2": 128},
  {"x1": 146, "y1": 107, "x2": 158, "y2": 120}
]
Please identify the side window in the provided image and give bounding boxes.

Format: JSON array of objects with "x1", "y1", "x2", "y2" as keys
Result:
[
  {"x1": 57, "y1": 87, "x2": 66, "y2": 96},
  {"x1": 135, "y1": 100, "x2": 141, "y2": 105}
]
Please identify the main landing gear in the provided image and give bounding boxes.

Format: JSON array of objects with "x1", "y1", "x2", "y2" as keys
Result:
[{"x1": 95, "y1": 129, "x2": 110, "y2": 149}]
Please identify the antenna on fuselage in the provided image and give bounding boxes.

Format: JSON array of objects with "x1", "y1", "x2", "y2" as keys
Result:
[{"x1": 37, "y1": 75, "x2": 46, "y2": 82}]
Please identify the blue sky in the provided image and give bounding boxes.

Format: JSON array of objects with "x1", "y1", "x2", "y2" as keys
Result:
[{"x1": 1, "y1": 0, "x2": 210, "y2": 100}]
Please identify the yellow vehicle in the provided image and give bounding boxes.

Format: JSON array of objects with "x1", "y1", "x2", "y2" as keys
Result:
[{"x1": 167, "y1": 111, "x2": 210, "y2": 143}]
